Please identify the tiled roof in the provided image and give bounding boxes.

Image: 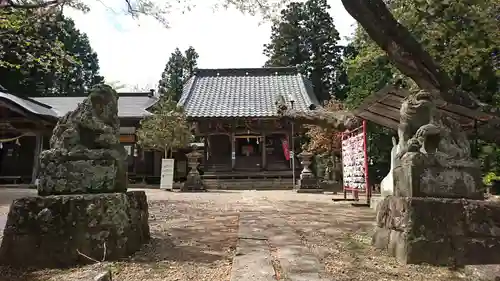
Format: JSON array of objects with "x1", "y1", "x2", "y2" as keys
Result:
[
  {"x1": 0, "y1": 91, "x2": 59, "y2": 119},
  {"x1": 178, "y1": 67, "x2": 320, "y2": 118},
  {"x1": 33, "y1": 93, "x2": 158, "y2": 118}
]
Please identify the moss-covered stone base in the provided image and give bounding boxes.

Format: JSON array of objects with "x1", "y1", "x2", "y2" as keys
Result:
[
  {"x1": 373, "y1": 196, "x2": 500, "y2": 266},
  {"x1": 0, "y1": 191, "x2": 150, "y2": 268}
]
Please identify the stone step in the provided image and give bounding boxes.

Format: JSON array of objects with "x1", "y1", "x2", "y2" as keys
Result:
[{"x1": 204, "y1": 179, "x2": 294, "y2": 190}]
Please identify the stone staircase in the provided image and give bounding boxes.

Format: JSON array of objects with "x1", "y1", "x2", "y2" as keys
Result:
[{"x1": 204, "y1": 178, "x2": 294, "y2": 190}]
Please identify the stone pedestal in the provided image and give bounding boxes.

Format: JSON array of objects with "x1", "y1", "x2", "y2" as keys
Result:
[
  {"x1": 373, "y1": 196, "x2": 500, "y2": 266},
  {"x1": 38, "y1": 159, "x2": 119, "y2": 195},
  {"x1": 0, "y1": 191, "x2": 150, "y2": 268},
  {"x1": 182, "y1": 150, "x2": 206, "y2": 192},
  {"x1": 296, "y1": 151, "x2": 321, "y2": 193},
  {"x1": 38, "y1": 149, "x2": 127, "y2": 196},
  {"x1": 393, "y1": 153, "x2": 484, "y2": 200}
]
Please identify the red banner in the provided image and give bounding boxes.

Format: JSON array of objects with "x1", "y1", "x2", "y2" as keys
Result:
[{"x1": 282, "y1": 137, "x2": 290, "y2": 161}]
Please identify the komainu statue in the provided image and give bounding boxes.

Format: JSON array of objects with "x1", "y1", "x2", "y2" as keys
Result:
[
  {"x1": 393, "y1": 90, "x2": 482, "y2": 199},
  {"x1": 38, "y1": 84, "x2": 128, "y2": 195}
]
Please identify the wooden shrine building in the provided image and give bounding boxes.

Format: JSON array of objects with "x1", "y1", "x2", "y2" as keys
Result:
[{"x1": 178, "y1": 67, "x2": 320, "y2": 178}]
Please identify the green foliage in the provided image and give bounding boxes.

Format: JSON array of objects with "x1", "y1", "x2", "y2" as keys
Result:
[
  {"x1": 136, "y1": 97, "x2": 193, "y2": 158},
  {"x1": 157, "y1": 46, "x2": 198, "y2": 101},
  {"x1": 0, "y1": 10, "x2": 103, "y2": 97},
  {"x1": 387, "y1": 0, "x2": 500, "y2": 103},
  {"x1": 479, "y1": 143, "x2": 500, "y2": 181},
  {"x1": 344, "y1": 0, "x2": 500, "y2": 183},
  {"x1": 483, "y1": 172, "x2": 500, "y2": 186},
  {"x1": 263, "y1": 0, "x2": 343, "y2": 102}
]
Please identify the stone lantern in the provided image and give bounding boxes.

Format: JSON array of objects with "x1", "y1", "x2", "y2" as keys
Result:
[
  {"x1": 182, "y1": 149, "x2": 206, "y2": 192},
  {"x1": 296, "y1": 150, "x2": 321, "y2": 193}
]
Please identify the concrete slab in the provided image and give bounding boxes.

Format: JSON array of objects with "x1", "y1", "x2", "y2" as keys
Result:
[
  {"x1": 268, "y1": 216, "x2": 332, "y2": 281},
  {"x1": 237, "y1": 212, "x2": 271, "y2": 240},
  {"x1": 231, "y1": 211, "x2": 276, "y2": 281},
  {"x1": 230, "y1": 239, "x2": 276, "y2": 281},
  {"x1": 296, "y1": 189, "x2": 324, "y2": 194}
]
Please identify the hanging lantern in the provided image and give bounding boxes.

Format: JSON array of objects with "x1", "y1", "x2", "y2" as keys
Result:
[
  {"x1": 256, "y1": 137, "x2": 260, "y2": 144},
  {"x1": 15, "y1": 138, "x2": 20, "y2": 146}
]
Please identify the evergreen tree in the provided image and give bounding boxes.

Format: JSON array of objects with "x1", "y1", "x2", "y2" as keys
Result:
[
  {"x1": 54, "y1": 15, "x2": 103, "y2": 96},
  {"x1": 157, "y1": 46, "x2": 199, "y2": 101},
  {"x1": 0, "y1": 11, "x2": 103, "y2": 97},
  {"x1": 263, "y1": 0, "x2": 342, "y2": 102}
]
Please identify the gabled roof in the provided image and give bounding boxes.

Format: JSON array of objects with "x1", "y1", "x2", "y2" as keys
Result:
[
  {"x1": 0, "y1": 90, "x2": 158, "y2": 120},
  {"x1": 178, "y1": 67, "x2": 320, "y2": 118},
  {"x1": 33, "y1": 92, "x2": 158, "y2": 118},
  {"x1": 0, "y1": 91, "x2": 59, "y2": 119},
  {"x1": 353, "y1": 86, "x2": 495, "y2": 131}
]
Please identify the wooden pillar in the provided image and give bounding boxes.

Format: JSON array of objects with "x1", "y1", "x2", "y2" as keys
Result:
[
  {"x1": 289, "y1": 133, "x2": 293, "y2": 169},
  {"x1": 203, "y1": 134, "x2": 208, "y2": 167},
  {"x1": 261, "y1": 134, "x2": 266, "y2": 170},
  {"x1": 153, "y1": 151, "x2": 161, "y2": 177},
  {"x1": 31, "y1": 133, "x2": 43, "y2": 184},
  {"x1": 231, "y1": 133, "x2": 235, "y2": 170}
]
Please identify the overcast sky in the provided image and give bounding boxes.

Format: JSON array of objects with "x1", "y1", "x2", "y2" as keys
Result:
[{"x1": 64, "y1": 0, "x2": 357, "y2": 91}]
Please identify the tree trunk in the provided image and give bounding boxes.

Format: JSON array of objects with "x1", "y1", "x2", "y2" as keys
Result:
[{"x1": 339, "y1": 0, "x2": 485, "y2": 108}]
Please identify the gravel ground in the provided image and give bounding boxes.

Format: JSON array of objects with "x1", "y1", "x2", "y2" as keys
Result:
[
  {"x1": 0, "y1": 190, "x2": 247, "y2": 281},
  {"x1": 269, "y1": 199, "x2": 472, "y2": 281},
  {"x1": 0, "y1": 189, "x2": 495, "y2": 281}
]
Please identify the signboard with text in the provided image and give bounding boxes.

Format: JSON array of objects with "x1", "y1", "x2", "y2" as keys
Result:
[{"x1": 160, "y1": 159, "x2": 175, "y2": 191}]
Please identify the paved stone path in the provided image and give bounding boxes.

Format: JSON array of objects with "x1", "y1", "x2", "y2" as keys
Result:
[{"x1": 230, "y1": 191, "x2": 331, "y2": 281}]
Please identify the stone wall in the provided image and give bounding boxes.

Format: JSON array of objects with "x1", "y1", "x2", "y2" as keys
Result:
[{"x1": 373, "y1": 196, "x2": 500, "y2": 265}]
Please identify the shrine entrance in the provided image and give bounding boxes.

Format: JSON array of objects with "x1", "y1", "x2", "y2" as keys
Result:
[
  {"x1": 234, "y1": 135, "x2": 263, "y2": 171},
  {"x1": 0, "y1": 94, "x2": 56, "y2": 184}
]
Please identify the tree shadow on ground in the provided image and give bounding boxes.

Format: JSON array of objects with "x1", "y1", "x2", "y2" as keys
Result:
[
  {"x1": 0, "y1": 199, "x2": 240, "y2": 281},
  {"x1": 273, "y1": 200, "x2": 469, "y2": 281}
]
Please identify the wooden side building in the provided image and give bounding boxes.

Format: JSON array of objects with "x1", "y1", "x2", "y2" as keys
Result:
[{"x1": 0, "y1": 90, "x2": 159, "y2": 184}]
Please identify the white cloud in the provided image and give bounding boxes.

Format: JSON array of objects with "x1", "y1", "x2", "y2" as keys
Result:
[{"x1": 64, "y1": 0, "x2": 356, "y2": 91}]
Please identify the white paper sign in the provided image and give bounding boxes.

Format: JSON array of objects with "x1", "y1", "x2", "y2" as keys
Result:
[
  {"x1": 160, "y1": 158, "x2": 175, "y2": 191},
  {"x1": 341, "y1": 132, "x2": 367, "y2": 191}
]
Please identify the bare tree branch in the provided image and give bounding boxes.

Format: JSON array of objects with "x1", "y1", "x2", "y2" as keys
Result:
[
  {"x1": 275, "y1": 95, "x2": 360, "y2": 131},
  {"x1": 0, "y1": 0, "x2": 67, "y2": 9}
]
